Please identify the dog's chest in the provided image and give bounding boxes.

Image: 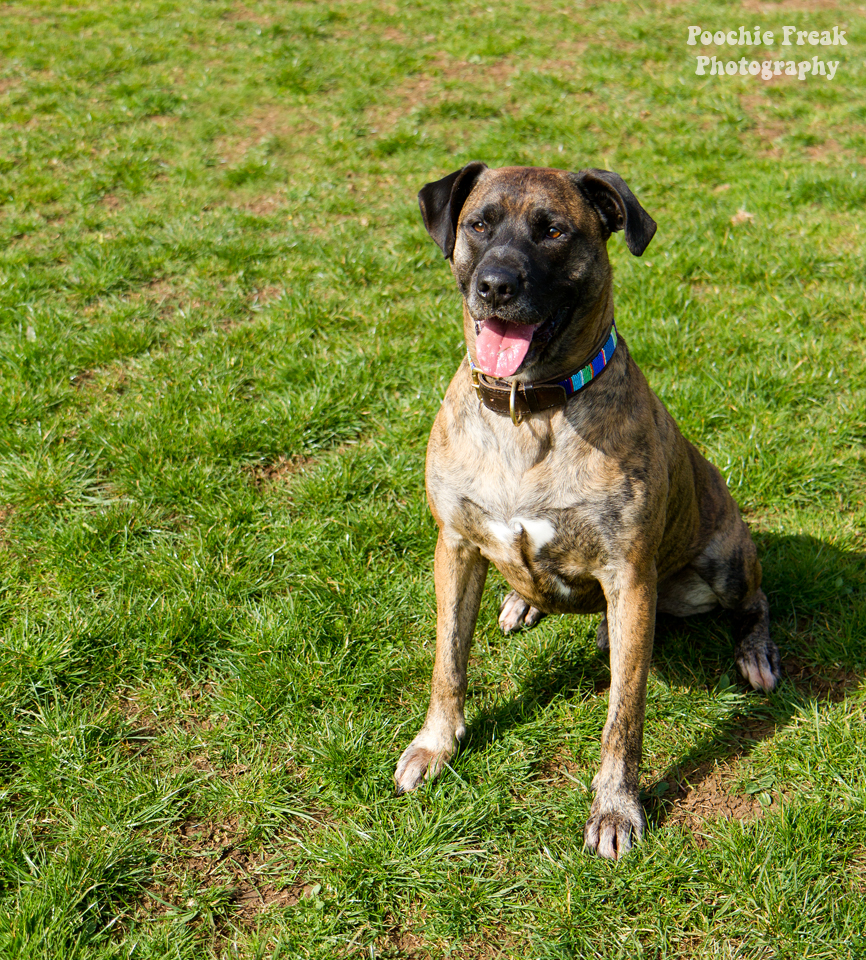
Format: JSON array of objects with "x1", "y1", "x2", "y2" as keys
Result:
[{"x1": 428, "y1": 418, "x2": 623, "y2": 612}]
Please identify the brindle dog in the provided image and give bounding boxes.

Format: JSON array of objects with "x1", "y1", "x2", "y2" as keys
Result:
[{"x1": 394, "y1": 163, "x2": 781, "y2": 859}]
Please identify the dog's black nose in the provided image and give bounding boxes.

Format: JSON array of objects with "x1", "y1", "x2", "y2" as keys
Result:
[{"x1": 476, "y1": 266, "x2": 520, "y2": 309}]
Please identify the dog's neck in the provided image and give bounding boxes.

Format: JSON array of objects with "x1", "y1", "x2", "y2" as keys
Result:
[{"x1": 543, "y1": 290, "x2": 615, "y2": 384}]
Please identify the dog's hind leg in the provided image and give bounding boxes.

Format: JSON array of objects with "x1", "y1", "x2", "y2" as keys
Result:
[
  {"x1": 595, "y1": 614, "x2": 610, "y2": 651},
  {"x1": 731, "y1": 587, "x2": 778, "y2": 691},
  {"x1": 692, "y1": 522, "x2": 781, "y2": 692},
  {"x1": 499, "y1": 590, "x2": 546, "y2": 634}
]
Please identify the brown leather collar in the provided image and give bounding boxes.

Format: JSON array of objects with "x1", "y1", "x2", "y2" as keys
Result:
[
  {"x1": 468, "y1": 322, "x2": 618, "y2": 425},
  {"x1": 470, "y1": 370, "x2": 567, "y2": 424}
]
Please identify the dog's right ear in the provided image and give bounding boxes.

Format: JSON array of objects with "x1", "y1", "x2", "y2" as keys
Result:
[{"x1": 418, "y1": 162, "x2": 488, "y2": 259}]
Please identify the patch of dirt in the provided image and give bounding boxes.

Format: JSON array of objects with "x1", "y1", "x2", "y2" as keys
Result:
[
  {"x1": 783, "y1": 655, "x2": 860, "y2": 702},
  {"x1": 366, "y1": 57, "x2": 517, "y2": 130},
  {"x1": 0, "y1": 7, "x2": 46, "y2": 22},
  {"x1": 123, "y1": 277, "x2": 207, "y2": 319},
  {"x1": 146, "y1": 817, "x2": 309, "y2": 926},
  {"x1": 367, "y1": 74, "x2": 434, "y2": 129},
  {"x1": 100, "y1": 193, "x2": 123, "y2": 211},
  {"x1": 438, "y1": 57, "x2": 515, "y2": 87},
  {"x1": 126, "y1": 277, "x2": 176, "y2": 304},
  {"x1": 0, "y1": 505, "x2": 14, "y2": 545},
  {"x1": 70, "y1": 368, "x2": 96, "y2": 389},
  {"x1": 225, "y1": 2, "x2": 279, "y2": 24},
  {"x1": 653, "y1": 761, "x2": 773, "y2": 839},
  {"x1": 376, "y1": 923, "x2": 432, "y2": 959},
  {"x1": 806, "y1": 138, "x2": 843, "y2": 161},
  {"x1": 739, "y1": 93, "x2": 788, "y2": 156},
  {"x1": 374, "y1": 913, "x2": 514, "y2": 959},
  {"x1": 741, "y1": 0, "x2": 845, "y2": 11},
  {"x1": 118, "y1": 693, "x2": 163, "y2": 757},
  {"x1": 534, "y1": 749, "x2": 588, "y2": 790},
  {"x1": 250, "y1": 284, "x2": 283, "y2": 306},
  {"x1": 380, "y1": 26, "x2": 409, "y2": 44},
  {"x1": 542, "y1": 729, "x2": 780, "y2": 839},
  {"x1": 690, "y1": 283, "x2": 722, "y2": 301},
  {"x1": 459, "y1": 930, "x2": 515, "y2": 959},
  {"x1": 851, "y1": 848, "x2": 866, "y2": 894},
  {"x1": 118, "y1": 686, "x2": 227, "y2": 756},
  {"x1": 214, "y1": 106, "x2": 319, "y2": 164},
  {"x1": 240, "y1": 193, "x2": 288, "y2": 215},
  {"x1": 247, "y1": 453, "x2": 317, "y2": 488}
]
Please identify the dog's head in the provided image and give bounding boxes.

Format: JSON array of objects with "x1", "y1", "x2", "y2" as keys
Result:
[{"x1": 418, "y1": 163, "x2": 656, "y2": 380}]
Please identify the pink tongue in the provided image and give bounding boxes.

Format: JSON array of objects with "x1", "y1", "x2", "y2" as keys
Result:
[{"x1": 475, "y1": 318, "x2": 539, "y2": 377}]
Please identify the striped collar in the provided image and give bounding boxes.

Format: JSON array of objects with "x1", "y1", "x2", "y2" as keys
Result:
[{"x1": 468, "y1": 322, "x2": 618, "y2": 424}]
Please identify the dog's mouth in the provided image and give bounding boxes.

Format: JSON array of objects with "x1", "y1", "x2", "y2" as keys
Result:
[{"x1": 473, "y1": 307, "x2": 569, "y2": 378}]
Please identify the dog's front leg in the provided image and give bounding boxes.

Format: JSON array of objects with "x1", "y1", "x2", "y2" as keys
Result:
[
  {"x1": 394, "y1": 532, "x2": 489, "y2": 794},
  {"x1": 584, "y1": 566, "x2": 657, "y2": 859}
]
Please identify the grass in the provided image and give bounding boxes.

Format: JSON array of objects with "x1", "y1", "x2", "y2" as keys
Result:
[{"x1": 0, "y1": 0, "x2": 865, "y2": 956}]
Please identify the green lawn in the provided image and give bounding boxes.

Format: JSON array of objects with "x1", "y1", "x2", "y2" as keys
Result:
[{"x1": 1, "y1": 1, "x2": 865, "y2": 957}]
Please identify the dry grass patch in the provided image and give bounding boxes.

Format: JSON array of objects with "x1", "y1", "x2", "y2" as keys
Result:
[{"x1": 213, "y1": 106, "x2": 320, "y2": 164}]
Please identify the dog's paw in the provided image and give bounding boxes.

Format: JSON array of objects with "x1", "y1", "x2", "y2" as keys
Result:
[
  {"x1": 394, "y1": 729, "x2": 455, "y2": 795},
  {"x1": 583, "y1": 793, "x2": 646, "y2": 860},
  {"x1": 595, "y1": 615, "x2": 609, "y2": 652},
  {"x1": 735, "y1": 634, "x2": 781, "y2": 692},
  {"x1": 499, "y1": 591, "x2": 545, "y2": 634}
]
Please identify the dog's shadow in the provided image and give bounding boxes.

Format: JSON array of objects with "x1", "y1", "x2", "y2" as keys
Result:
[{"x1": 462, "y1": 532, "x2": 865, "y2": 818}]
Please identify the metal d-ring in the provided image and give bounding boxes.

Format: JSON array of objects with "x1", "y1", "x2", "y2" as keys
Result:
[{"x1": 509, "y1": 380, "x2": 524, "y2": 426}]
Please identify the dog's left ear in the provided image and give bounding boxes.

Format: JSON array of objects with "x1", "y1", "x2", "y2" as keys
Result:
[
  {"x1": 573, "y1": 169, "x2": 657, "y2": 256},
  {"x1": 418, "y1": 161, "x2": 488, "y2": 259}
]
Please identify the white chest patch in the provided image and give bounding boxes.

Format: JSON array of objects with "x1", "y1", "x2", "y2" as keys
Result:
[
  {"x1": 514, "y1": 517, "x2": 557, "y2": 550},
  {"x1": 487, "y1": 516, "x2": 557, "y2": 553}
]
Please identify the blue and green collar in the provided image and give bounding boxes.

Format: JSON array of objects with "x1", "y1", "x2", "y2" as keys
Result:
[{"x1": 468, "y1": 323, "x2": 618, "y2": 425}]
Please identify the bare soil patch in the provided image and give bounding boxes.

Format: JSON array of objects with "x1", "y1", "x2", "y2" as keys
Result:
[
  {"x1": 146, "y1": 817, "x2": 307, "y2": 926},
  {"x1": 247, "y1": 454, "x2": 317, "y2": 488},
  {"x1": 659, "y1": 761, "x2": 771, "y2": 839},
  {"x1": 214, "y1": 106, "x2": 319, "y2": 164},
  {"x1": 0, "y1": 504, "x2": 14, "y2": 544},
  {"x1": 739, "y1": 93, "x2": 789, "y2": 156},
  {"x1": 366, "y1": 57, "x2": 517, "y2": 130},
  {"x1": 784, "y1": 655, "x2": 860, "y2": 702},
  {"x1": 240, "y1": 194, "x2": 288, "y2": 215},
  {"x1": 374, "y1": 914, "x2": 514, "y2": 960},
  {"x1": 806, "y1": 138, "x2": 844, "y2": 161},
  {"x1": 122, "y1": 276, "x2": 210, "y2": 319},
  {"x1": 742, "y1": 0, "x2": 847, "y2": 11},
  {"x1": 225, "y1": 2, "x2": 278, "y2": 25}
]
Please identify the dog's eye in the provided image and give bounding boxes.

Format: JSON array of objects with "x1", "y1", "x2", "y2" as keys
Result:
[
  {"x1": 471, "y1": 220, "x2": 485, "y2": 233},
  {"x1": 546, "y1": 226, "x2": 564, "y2": 239}
]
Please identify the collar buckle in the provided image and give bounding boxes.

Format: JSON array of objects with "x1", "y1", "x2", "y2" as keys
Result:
[{"x1": 509, "y1": 381, "x2": 524, "y2": 426}]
